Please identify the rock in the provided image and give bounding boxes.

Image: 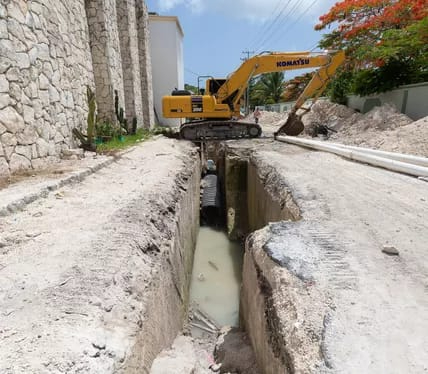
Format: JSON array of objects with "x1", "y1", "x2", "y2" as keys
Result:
[
  {"x1": 6, "y1": 67, "x2": 21, "y2": 82},
  {"x1": 1, "y1": 132, "x2": 18, "y2": 147},
  {"x1": 382, "y1": 245, "x2": 399, "y2": 256},
  {"x1": 15, "y1": 145, "x2": 32, "y2": 160},
  {"x1": 38, "y1": 73, "x2": 49, "y2": 90},
  {"x1": 0, "y1": 156, "x2": 9, "y2": 176},
  {"x1": 9, "y1": 153, "x2": 31, "y2": 173},
  {"x1": 15, "y1": 53, "x2": 30, "y2": 69},
  {"x1": 0, "y1": 75, "x2": 9, "y2": 93},
  {"x1": 0, "y1": 94, "x2": 11, "y2": 109},
  {"x1": 150, "y1": 336, "x2": 198, "y2": 374},
  {"x1": 36, "y1": 138, "x2": 49, "y2": 157},
  {"x1": 62, "y1": 148, "x2": 84, "y2": 160},
  {"x1": 215, "y1": 327, "x2": 260, "y2": 374},
  {"x1": 0, "y1": 107, "x2": 25, "y2": 133},
  {"x1": 22, "y1": 105, "x2": 35, "y2": 124}
]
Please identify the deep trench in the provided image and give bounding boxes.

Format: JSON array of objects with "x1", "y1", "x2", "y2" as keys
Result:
[
  {"x1": 149, "y1": 141, "x2": 302, "y2": 373},
  {"x1": 187, "y1": 141, "x2": 300, "y2": 373}
]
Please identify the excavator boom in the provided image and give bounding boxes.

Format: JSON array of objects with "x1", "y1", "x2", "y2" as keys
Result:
[{"x1": 162, "y1": 50, "x2": 345, "y2": 140}]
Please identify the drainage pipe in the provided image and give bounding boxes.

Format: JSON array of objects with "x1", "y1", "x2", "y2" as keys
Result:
[
  {"x1": 276, "y1": 135, "x2": 428, "y2": 178},
  {"x1": 324, "y1": 142, "x2": 428, "y2": 167}
]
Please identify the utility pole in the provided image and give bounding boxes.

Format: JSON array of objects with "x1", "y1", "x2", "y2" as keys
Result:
[{"x1": 241, "y1": 49, "x2": 254, "y2": 116}]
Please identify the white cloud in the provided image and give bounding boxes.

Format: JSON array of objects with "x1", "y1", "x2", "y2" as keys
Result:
[{"x1": 157, "y1": 0, "x2": 335, "y2": 22}]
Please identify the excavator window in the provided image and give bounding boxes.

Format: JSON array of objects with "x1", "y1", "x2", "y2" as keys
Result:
[{"x1": 208, "y1": 79, "x2": 226, "y2": 95}]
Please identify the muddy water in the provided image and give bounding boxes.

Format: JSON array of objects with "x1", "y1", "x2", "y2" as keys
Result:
[{"x1": 190, "y1": 226, "x2": 243, "y2": 327}]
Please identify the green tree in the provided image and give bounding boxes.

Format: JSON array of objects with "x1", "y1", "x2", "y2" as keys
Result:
[
  {"x1": 316, "y1": 0, "x2": 428, "y2": 96},
  {"x1": 250, "y1": 72, "x2": 285, "y2": 105}
]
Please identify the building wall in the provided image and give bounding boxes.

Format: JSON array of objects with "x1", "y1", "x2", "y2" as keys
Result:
[
  {"x1": 149, "y1": 15, "x2": 184, "y2": 127},
  {"x1": 0, "y1": 0, "x2": 154, "y2": 178}
]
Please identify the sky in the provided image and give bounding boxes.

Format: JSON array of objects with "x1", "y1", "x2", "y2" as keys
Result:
[{"x1": 145, "y1": 0, "x2": 338, "y2": 87}]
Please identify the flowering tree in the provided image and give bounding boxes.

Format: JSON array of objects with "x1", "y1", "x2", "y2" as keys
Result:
[{"x1": 315, "y1": 0, "x2": 428, "y2": 96}]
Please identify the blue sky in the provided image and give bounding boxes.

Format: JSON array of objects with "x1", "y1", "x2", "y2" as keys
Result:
[{"x1": 146, "y1": 0, "x2": 338, "y2": 87}]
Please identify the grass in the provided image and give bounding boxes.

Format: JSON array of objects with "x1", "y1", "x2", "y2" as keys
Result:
[{"x1": 96, "y1": 128, "x2": 153, "y2": 154}]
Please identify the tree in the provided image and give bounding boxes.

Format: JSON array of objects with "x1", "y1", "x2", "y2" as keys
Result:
[
  {"x1": 250, "y1": 72, "x2": 285, "y2": 105},
  {"x1": 282, "y1": 73, "x2": 313, "y2": 102},
  {"x1": 316, "y1": 0, "x2": 428, "y2": 95}
]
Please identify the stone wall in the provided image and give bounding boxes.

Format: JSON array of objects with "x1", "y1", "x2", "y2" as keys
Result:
[{"x1": 0, "y1": 0, "x2": 154, "y2": 179}]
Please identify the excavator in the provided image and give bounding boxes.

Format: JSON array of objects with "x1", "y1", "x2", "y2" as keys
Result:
[{"x1": 162, "y1": 50, "x2": 345, "y2": 141}]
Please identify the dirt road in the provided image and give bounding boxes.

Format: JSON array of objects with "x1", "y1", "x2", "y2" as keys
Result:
[
  {"x1": 242, "y1": 142, "x2": 428, "y2": 373},
  {"x1": 0, "y1": 138, "x2": 199, "y2": 373}
]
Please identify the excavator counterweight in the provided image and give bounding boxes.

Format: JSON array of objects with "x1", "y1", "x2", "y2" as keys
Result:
[{"x1": 162, "y1": 50, "x2": 345, "y2": 141}]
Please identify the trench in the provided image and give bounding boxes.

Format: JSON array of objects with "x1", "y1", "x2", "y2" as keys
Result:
[{"x1": 148, "y1": 141, "x2": 301, "y2": 373}]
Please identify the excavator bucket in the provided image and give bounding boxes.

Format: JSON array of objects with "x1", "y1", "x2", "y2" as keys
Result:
[{"x1": 274, "y1": 112, "x2": 305, "y2": 137}]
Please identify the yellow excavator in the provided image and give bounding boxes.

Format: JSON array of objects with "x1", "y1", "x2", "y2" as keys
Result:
[{"x1": 162, "y1": 50, "x2": 345, "y2": 140}]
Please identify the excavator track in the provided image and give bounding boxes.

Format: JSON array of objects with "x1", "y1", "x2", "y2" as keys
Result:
[{"x1": 179, "y1": 120, "x2": 262, "y2": 141}]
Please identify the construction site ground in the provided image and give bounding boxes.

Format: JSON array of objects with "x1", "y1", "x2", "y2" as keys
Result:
[{"x1": 0, "y1": 102, "x2": 427, "y2": 373}]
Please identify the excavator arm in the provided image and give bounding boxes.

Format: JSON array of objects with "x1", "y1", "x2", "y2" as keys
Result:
[
  {"x1": 215, "y1": 50, "x2": 345, "y2": 118},
  {"x1": 162, "y1": 50, "x2": 345, "y2": 140}
]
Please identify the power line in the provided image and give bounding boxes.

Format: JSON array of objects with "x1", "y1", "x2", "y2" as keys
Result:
[
  {"x1": 254, "y1": 0, "x2": 306, "y2": 53},
  {"x1": 250, "y1": 0, "x2": 294, "y2": 51},
  {"x1": 184, "y1": 67, "x2": 200, "y2": 77},
  {"x1": 247, "y1": 0, "x2": 288, "y2": 49},
  {"x1": 269, "y1": 0, "x2": 318, "y2": 47}
]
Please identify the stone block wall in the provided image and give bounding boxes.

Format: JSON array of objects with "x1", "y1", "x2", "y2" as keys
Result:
[{"x1": 0, "y1": 0, "x2": 154, "y2": 179}]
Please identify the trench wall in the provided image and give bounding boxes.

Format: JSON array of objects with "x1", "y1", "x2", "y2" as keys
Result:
[
  {"x1": 0, "y1": 0, "x2": 154, "y2": 178},
  {"x1": 234, "y1": 152, "x2": 302, "y2": 374},
  {"x1": 123, "y1": 152, "x2": 200, "y2": 373}
]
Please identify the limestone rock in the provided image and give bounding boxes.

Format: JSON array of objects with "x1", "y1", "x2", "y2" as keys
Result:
[
  {"x1": 382, "y1": 245, "x2": 399, "y2": 256},
  {"x1": 38, "y1": 73, "x2": 49, "y2": 90},
  {"x1": 1, "y1": 132, "x2": 18, "y2": 147},
  {"x1": 0, "y1": 94, "x2": 11, "y2": 109},
  {"x1": 16, "y1": 126, "x2": 37, "y2": 145},
  {"x1": 0, "y1": 156, "x2": 9, "y2": 176},
  {"x1": 0, "y1": 107, "x2": 25, "y2": 133},
  {"x1": 9, "y1": 153, "x2": 31, "y2": 173},
  {"x1": 0, "y1": 75, "x2": 9, "y2": 93},
  {"x1": 23, "y1": 105, "x2": 35, "y2": 124},
  {"x1": 15, "y1": 145, "x2": 32, "y2": 160},
  {"x1": 150, "y1": 336, "x2": 198, "y2": 374}
]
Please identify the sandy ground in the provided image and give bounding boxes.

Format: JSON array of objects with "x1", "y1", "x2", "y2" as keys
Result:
[
  {"x1": 255, "y1": 101, "x2": 428, "y2": 157},
  {"x1": 245, "y1": 143, "x2": 428, "y2": 373},
  {"x1": 0, "y1": 137, "x2": 199, "y2": 373}
]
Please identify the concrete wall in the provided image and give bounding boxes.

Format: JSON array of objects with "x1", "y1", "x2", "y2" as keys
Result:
[
  {"x1": 347, "y1": 82, "x2": 428, "y2": 120},
  {"x1": 149, "y1": 15, "x2": 184, "y2": 127},
  {"x1": 0, "y1": 0, "x2": 154, "y2": 179}
]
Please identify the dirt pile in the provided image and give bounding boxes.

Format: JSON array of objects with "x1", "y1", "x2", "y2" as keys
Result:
[{"x1": 301, "y1": 100, "x2": 428, "y2": 156}]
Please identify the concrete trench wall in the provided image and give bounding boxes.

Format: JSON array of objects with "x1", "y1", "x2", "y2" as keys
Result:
[
  {"x1": 123, "y1": 156, "x2": 200, "y2": 372},
  {"x1": 222, "y1": 145, "x2": 305, "y2": 373},
  {"x1": 0, "y1": 0, "x2": 154, "y2": 179}
]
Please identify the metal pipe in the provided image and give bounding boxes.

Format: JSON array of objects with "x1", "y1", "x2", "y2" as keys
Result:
[{"x1": 276, "y1": 136, "x2": 428, "y2": 178}]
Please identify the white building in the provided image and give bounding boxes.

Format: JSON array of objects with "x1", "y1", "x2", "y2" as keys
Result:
[{"x1": 149, "y1": 14, "x2": 184, "y2": 127}]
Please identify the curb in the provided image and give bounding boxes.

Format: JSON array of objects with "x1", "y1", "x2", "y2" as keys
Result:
[{"x1": 0, "y1": 156, "x2": 116, "y2": 217}]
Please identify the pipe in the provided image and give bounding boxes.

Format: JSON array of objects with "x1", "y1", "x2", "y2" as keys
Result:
[
  {"x1": 276, "y1": 135, "x2": 428, "y2": 178},
  {"x1": 325, "y1": 141, "x2": 428, "y2": 167}
]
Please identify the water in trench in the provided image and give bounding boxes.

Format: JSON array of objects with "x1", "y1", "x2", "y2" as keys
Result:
[{"x1": 190, "y1": 226, "x2": 243, "y2": 328}]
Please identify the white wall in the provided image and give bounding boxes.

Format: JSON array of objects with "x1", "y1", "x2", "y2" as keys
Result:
[
  {"x1": 149, "y1": 16, "x2": 184, "y2": 127},
  {"x1": 347, "y1": 82, "x2": 428, "y2": 120}
]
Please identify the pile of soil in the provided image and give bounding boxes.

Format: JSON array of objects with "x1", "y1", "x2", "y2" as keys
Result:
[{"x1": 301, "y1": 100, "x2": 428, "y2": 157}]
